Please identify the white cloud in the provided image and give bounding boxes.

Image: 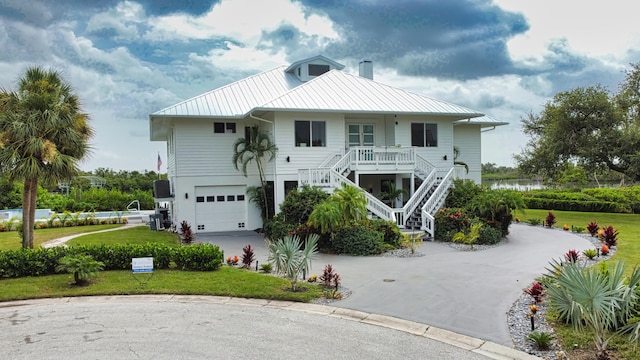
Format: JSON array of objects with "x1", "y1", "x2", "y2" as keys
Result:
[
  {"x1": 495, "y1": 0, "x2": 640, "y2": 65},
  {"x1": 86, "y1": 1, "x2": 145, "y2": 41}
]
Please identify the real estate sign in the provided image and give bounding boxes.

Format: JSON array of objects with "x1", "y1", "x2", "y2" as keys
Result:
[{"x1": 132, "y1": 257, "x2": 154, "y2": 273}]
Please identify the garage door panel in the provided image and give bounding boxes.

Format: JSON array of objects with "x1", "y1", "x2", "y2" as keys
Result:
[{"x1": 195, "y1": 186, "x2": 246, "y2": 232}]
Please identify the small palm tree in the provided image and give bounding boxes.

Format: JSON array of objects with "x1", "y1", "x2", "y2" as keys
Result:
[
  {"x1": 56, "y1": 254, "x2": 104, "y2": 285},
  {"x1": 332, "y1": 183, "x2": 367, "y2": 223},
  {"x1": 267, "y1": 234, "x2": 319, "y2": 291},
  {"x1": 544, "y1": 260, "x2": 640, "y2": 360},
  {"x1": 232, "y1": 126, "x2": 278, "y2": 220},
  {"x1": 378, "y1": 181, "x2": 408, "y2": 207},
  {"x1": 308, "y1": 201, "x2": 343, "y2": 235}
]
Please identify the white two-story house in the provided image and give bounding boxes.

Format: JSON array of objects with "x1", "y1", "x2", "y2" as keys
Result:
[{"x1": 149, "y1": 55, "x2": 506, "y2": 236}]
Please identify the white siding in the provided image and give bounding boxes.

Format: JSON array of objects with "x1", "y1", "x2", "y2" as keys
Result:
[
  {"x1": 453, "y1": 124, "x2": 482, "y2": 184},
  {"x1": 393, "y1": 115, "x2": 454, "y2": 169}
]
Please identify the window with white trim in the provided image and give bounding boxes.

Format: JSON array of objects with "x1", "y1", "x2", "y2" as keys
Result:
[
  {"x1": 295, "y1": 120, "x2": 326, "y2": 147},
  {"x1": 214, "y1": 122, "x2": 236, "y2": 134}
]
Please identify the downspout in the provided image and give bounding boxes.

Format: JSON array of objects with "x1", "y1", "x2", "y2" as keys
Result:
[{"x1": 249, "y1": 112, "x2": 278, "y2": 216}]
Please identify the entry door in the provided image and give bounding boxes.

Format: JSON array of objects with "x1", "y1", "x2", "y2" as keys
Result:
[{"x1": 348, "y1": 124, "x2": 374, "y2": 147}]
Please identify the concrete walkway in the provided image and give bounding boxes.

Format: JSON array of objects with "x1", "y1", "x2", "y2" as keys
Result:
[{"x1": 24, "y1": 223, "x2": 594, "y2": 359}]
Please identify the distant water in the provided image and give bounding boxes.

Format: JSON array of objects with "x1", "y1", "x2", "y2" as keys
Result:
[{"x1": 484, "y1": 179, "x2": 625, "y2": 191}]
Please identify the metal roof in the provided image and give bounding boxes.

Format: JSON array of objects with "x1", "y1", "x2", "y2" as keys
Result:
[
  {"x1": 453, "y1": 115, "x2": 509, "y2": 127},
  {"x1": 151, "y1": 66, "x2": 301, "y2": 118},
  {"x1": 258, "y1": 70, "x2": 483, "y2": 116},
  {"x1": 284, "y1": 55, "x2": 345, "y2": 73}
]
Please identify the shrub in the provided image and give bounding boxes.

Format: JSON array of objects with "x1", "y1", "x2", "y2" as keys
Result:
[
  {"x1": 279, "y1": 184, "x2": 329, "y2": 224},
  {"x1": 571, "y1": 225, "x2": 585, "y2": 233},
  {"x1": 587, "y1": 221, "x2": 599, "y2": 236},
  {"x1": 526, "y1": 331, "x2": 554, "y2": 350},
  {"x1": 476, "y1": 225, "x2": 503, "y2": 245},
  {"x1": 179, "y1": 220, "x2": 195, "y2": 244},
  {"x1": 173, "y1": 244, "x2": 224, "y2": 271},
  {"x1": 259, "y1": 263, "x2": 272, "y2": 273},
  {"x1": 452, "y1": 222, "x2": 482, "y2": 248},
  {"x1": 263, "y1": 213, "x2": 295, "y2": 241},
  {"x1": 564, "y1": 249, "x2": 580, "y2": 263},
  {"x1": 545, "y1": 211, "x2": 556, "y2": 227},
  {"x1": 445, "y1": 179, "x2": 483, "y2": 208},
  {"x1": 467, "y1": 190, "x2": 523, "y2": 236},
  {"x1": 320, "y1": 264, "x2": 336, "y2": 288},
  {"x1": 562, "y1": 224, "x2": 570, "y2": 231},
  {"x1": 332, "y1": 224, "x2": 385, "y2": 256},
  {"x1": 599, "y1": 225, "x2": 619, "y2": 247},
  {"x1": 527, "y1": 218, "x2": 542, "y2": 226},
  {"x1": 241, "y1": 244, "x2": 255, "y2": 269},
  {"x1": 56, "y1": 254, "x2": 104, "y2": 285},
  {"x1": 524, "y1": 281, "x2": 546, "y2": 303},
  {"x1": 600, "y1": 244, "x2": 610, "y2": 256},
  {"x1": 583, "y1": 248, "x2": 598, "y2": 260},
  {"x1": 434, "y1": 208, "x2": 471, "y2": 242},
  {"x1": 368, "y1": 219, "x2": 402, "y2": 247}
]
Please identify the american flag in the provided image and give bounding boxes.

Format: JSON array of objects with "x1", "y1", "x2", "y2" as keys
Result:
[{"x1": 157, "y1": 153, "x2": 162, "y2": 172}]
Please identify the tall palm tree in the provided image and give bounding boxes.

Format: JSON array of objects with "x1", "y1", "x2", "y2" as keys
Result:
[
  {"x1": 232, "y1": 126, "x2": 278, "y2": 220},
  {"x1": 0, "y1": 66, "x2": 93, "y2": 248}
]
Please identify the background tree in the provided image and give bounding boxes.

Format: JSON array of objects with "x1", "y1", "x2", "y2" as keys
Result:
[
  {"x1": 232, "y1": 126, "x2": 277, "y2": 220},
  {"x1": 515, "y1": 63, "x2": 640, "y2": 183},
  {"x1": 0, "y1": 66, "x2": 93, "y2": 248}
]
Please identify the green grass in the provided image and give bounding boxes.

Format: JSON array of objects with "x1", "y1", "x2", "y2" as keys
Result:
[
  {"x1": 0, "y1": 224, "x2": 122, "y2": 250},
  {"x1": 66, "y1": 226, "x2": 180, "y2": 247},
  {"x1": 519, "y1": 209, "x2": 640, "y2": 268},
  {"x1": 521, "y1": 209, "x2": 640, "y2": 359},
  {"x1": 0, "y1": 266, "x2": 324, "y2": 303}
]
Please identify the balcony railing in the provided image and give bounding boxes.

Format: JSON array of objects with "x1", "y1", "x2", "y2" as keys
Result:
[{"x1": 349, "y1": 146, "x2": 415, "y2": 171}]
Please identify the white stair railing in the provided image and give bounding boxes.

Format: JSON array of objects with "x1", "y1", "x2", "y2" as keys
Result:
[
  {"x1": 331, "y1": 170, "x2": 396, "y2": 222},
  {"x1": 395, "y1": 168, "x2": 437, "y2": 226},
  {"x1": 421, "y1": 168, "x2": 454, "y2": 237}
]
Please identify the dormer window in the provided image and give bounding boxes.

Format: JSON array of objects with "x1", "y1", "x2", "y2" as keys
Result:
[{"x1": 309, "y1": 64, "x2": 330, "y2": 76}]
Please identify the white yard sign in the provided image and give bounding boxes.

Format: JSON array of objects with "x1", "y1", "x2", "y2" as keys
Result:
[{"x1": 132, "y1": 257, "x2": 154, "y2": 273}]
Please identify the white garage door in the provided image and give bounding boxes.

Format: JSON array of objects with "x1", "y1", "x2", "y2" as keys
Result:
[{"x1": 194, "y1": 186, "x2": 247, "y2": 232}]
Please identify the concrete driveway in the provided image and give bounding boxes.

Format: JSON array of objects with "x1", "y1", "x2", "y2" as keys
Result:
[{"x1": 198, "y1": 224, "x2": 593, "y2": 346}]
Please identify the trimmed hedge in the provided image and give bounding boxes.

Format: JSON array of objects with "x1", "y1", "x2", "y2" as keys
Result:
[
  {"x1": 332, "y1": 224, "x2": 385, "y2": 256},
  {"x1": 523, "y1": 197, "x2": 629, "y2": 213},
  {"x1": 522, "y1": 187, "x2": 640, "y2": 213},
  {"x1": 0, "y1": 243, "x2": 223, "y2": 278}
]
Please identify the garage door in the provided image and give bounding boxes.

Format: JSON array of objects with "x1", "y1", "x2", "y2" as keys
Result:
[{"x1": 194, "y1": 186, "x2": 247, "y2": 232}]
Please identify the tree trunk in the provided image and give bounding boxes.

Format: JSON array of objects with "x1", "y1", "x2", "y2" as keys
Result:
[{"x1": 21, "y1": 177, "x2": 37, "y2": 249}]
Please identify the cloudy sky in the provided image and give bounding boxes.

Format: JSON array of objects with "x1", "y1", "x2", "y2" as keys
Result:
[{"x1": 1, "y1": 0, "x2": 638, "y2": 172}]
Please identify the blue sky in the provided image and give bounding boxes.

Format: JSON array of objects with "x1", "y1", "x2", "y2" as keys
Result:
[{"x1": 0, "y1": 0, "x2": 638, "y2": 171}]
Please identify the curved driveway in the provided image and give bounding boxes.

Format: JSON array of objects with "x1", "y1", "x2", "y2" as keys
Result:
[{"x1": 199, "y1": 224, "x2": 593, "y2": 346}]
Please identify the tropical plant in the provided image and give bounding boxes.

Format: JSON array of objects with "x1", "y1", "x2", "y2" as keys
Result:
[
  {"x1": 583, "y1": 248, "x2": 598, "y2": 260},
  {"x1": 56, "y1": 254, "x2": 104, "y2": 285},
  {"x1": 279, "y1": 184, "x2": 329, "y2": 225},
  {"x1": 451, "y1": 222, "x2": 482, "y2": 249},
  {"x1": 600, "y1": 244, "x2": 610, "y2": 256},
  {"x1": 307, "y1": 201, "x2": 343, "y2": 235},
  {"x1": 259, "y1": 263, "x2": 272, "y2": 273},
  {"x1": 587, "y1": 221, "x2": 600, "y2": 236},
  {"x1": 0, "y1": 66, "x2": 93, "y2": 248},
  {"x1": 378, "y1": 181, "x2": 408, "y2": 207},
  {"x1": 179, "y1": 220, "x2": 195, "y2": 244},
  {"x1": 246, "y1": 185, "x2": 267, "y2": 223},
  {"x1": 320, "y1": 264, "x2": 336, "y2": 288},
  {"x1": 564, "y1": 249, "x2": 580, "y2": 263},
  {"x1": 267, "y1": 233, "x2": 319, "y2": 291},
  {"x1": 467, "y1": 190, "x2": 524, "y2": 236},
  {"x1": 331, "y1": 182, "x2": 367, "y2": 223},
  {"x1": 524, "y1": 281, "x2": 546, "y2": 303},
  {"x1": 599, "y1": 225, "x2": 619, "y2": 247},
  {"x1": 544, "y1": 260, "x2": 640, "y2": 360},
  {"x1": 526, "y1": 331, "x2": 554, "y2": 350},
  {"x1": 527, "y1": 218, "x2": 542, "y2": 226},
  {"x1": 241, "y1": 244, "x2": 256, "y2": 269},
  {"x1": 232, "y1": 126, "x2": 278, "y2": 220},
  {"x1": 545, "y1": 211, "x2": 556, "y2": 227},
  {"x1": 453, "y1": 146, "x2": 469, "y2": 174}
]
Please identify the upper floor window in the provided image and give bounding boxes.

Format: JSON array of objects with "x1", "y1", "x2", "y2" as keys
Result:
[
  {"x1": 308, "y1": 64, "x2": 330, "y2": 76},
  {"x1": 214, "y1": 122, "x2": 236, "y2": 134},
  {"x1": 295, "y1": 120, "x2": 326, "y2": 147},
  {"x1": 411, "y1": 123, "x2": 438, "y2": 147}
]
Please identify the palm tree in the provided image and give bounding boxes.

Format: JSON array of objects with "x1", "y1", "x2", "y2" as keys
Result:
[
  {"x1": 232, "y1": 126, "x2": 278, "y2": 220},
  {"x1": 0, "y1": 66, "x2": 93, "y2": 248},
  {"x1": 332, "y1": 183, "x2": 367, "y2": 223},
  {"x1": 378, "y1": 181, "x2": 408, "y2": 207},
  {"x1": 453, "y1": 146, "x2": 469, "y2": 174},
  {"x1": 267, "y1": 233, "x2": 319, "y2": 291}
]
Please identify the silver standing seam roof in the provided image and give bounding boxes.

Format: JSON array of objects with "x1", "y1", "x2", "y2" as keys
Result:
[{"x1": 151, "y1": 62, "x2": 489, "y2": 119}]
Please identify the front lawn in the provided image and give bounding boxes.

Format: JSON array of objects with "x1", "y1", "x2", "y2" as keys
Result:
[
  {"x1": 0, "y1": 224, "x2": 122, "y2": 251},
  {"x1": 65, "y1": 226, "x2": 180, "y2": 247},
  {"x1": 0, "y1": 266, "x2": 324, "y2": 303}
]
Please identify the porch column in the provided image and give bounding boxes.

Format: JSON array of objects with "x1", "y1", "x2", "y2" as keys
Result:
[
  {"x1": 410, "y1": 172, "x2": 415, "y2": 196},
  {"x1": 395, "y1": 174, "x2": 403, "y2": 207},
  {"x1": 354, "y1": 171, "x2": 359, "y2": 186}
]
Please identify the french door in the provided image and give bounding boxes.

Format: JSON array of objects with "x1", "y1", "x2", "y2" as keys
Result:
[{"x1": 348, "y1": 124, "x2": 374, "y2": 147}]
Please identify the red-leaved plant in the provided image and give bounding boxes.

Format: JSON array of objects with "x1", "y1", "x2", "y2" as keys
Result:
[
  {"x1": 524, "y1": 281, "x2": 546, "y2": 303},
  {"x1": 599, "y1": 225, "x2": 619, "y2": 247},
  {"x1": 241, "y1": 244, "x2": 256, "y2": 269},
  {"x1": 586, "y1": 221, "x2": 599, "y2": 237},
  {"x1": 564, "y1": 249, "x2": 580, "y2": 263},
  {"x1": 545, "y1": 211, "x2": 556, "y2": 227},
  {"x1": 320, "y1": 264, "x2": 336, "y2": 288}
]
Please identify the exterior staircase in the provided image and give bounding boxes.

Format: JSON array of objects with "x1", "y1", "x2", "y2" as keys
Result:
[{"x1": 298, "y1": 148, "x2": 455, "y2": 237}]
